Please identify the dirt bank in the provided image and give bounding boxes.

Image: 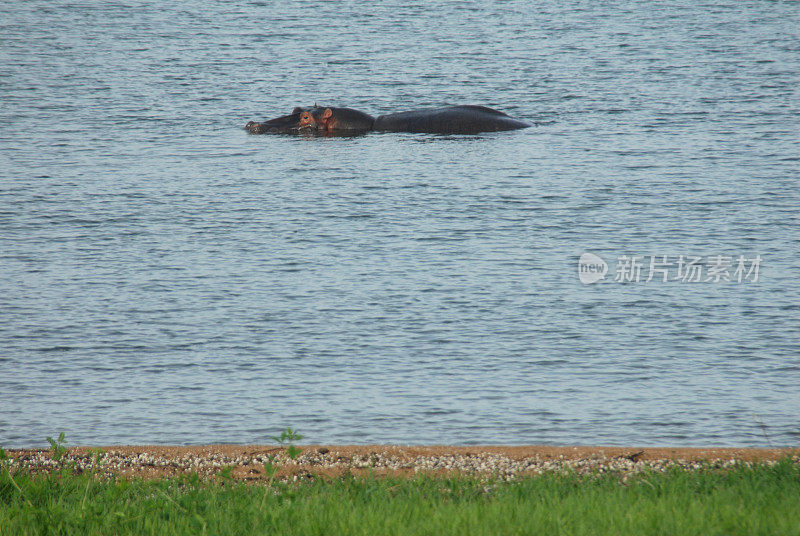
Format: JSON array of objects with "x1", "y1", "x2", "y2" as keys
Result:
[{"x1": 8, "y1": 445, "x2": 797, "y2": 481}]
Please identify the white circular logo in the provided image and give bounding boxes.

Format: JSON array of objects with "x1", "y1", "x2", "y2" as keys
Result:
[{"x1": 578, "y1": 253, "x2": 608, "y2": 284}]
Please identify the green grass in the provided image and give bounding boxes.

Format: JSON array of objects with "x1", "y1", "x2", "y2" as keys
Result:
[{"x1": 1, "y1": 460, "x2": 799, "y2": 535}]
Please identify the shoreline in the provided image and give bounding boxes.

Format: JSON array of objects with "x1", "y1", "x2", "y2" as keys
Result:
[{"x1": 7, "y1": 445, "x2": 797, "y2": 481}]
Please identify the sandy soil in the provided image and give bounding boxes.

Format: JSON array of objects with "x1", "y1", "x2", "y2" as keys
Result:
[
  {"x1": 8, "y1": 444, "x2": 797, "y2": 481},
  {"x1": 66, "y1": 444, "x2": 794, "y2": 461}
]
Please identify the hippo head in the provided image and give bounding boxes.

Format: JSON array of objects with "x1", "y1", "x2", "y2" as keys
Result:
[{"x1": 244, "y1": 105, "x2": 323, "y2": 134}]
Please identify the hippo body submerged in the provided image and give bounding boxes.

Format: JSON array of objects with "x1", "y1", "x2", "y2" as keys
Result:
[
  {"x1": 375, "y1": 105, "x2": 530, "y2": 134},
  {"x1": 245, "y1": 105, "x2": 530, "y2": 135}
]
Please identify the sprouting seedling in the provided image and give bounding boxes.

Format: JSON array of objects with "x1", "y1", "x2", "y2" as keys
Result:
[
  {"x1": 271, "y1": 427, "x2": 302, "y2": 445},
  {"x1": 271, "y1": 427, "x2": 303, "y2": 460},
  {"x1": 287, "y1": 445, "x2": 301, "y2": 460},
  {"x1": 46, "y1": 432, "x2": 68, "y2": 462}
]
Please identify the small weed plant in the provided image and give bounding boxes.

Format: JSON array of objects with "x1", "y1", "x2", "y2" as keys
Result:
[{"x1": 272, "y1": 427, "x2": 303, "y2": 461}]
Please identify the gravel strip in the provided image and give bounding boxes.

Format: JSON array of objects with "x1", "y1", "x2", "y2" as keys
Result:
[{"x1": 6, "y1": 446, "x2": 798, "y2": 482}]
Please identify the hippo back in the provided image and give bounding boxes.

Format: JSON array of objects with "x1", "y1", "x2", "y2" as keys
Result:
[{"x1": 374, "y1": 105, "x2": 529, "y2": 134}]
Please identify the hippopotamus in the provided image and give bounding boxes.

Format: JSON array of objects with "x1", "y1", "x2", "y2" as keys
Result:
[{"x1": 245, "y1": 105, "x2": 530, "y2": 135}]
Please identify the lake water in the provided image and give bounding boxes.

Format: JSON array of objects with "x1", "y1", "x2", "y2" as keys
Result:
[{"x1": 1, "y1": 1, "x2": 798, "y2": 448}]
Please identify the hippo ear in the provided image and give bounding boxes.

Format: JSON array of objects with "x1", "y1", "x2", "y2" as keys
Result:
[
  {"x1": 314, "y1": 102, "x2": 318, "y2": 108},
  {"x1": 322, "y1": 108, "x2": 333, "y2": 120}
]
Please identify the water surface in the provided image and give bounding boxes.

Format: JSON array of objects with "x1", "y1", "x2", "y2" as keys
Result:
[{"x1": 1, "y1": 1, "x2": 798, "y2": 447}]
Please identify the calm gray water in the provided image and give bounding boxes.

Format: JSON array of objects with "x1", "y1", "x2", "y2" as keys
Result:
[{"x1": 1, "y1": 1, "x2": 798, "y2": 448}]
